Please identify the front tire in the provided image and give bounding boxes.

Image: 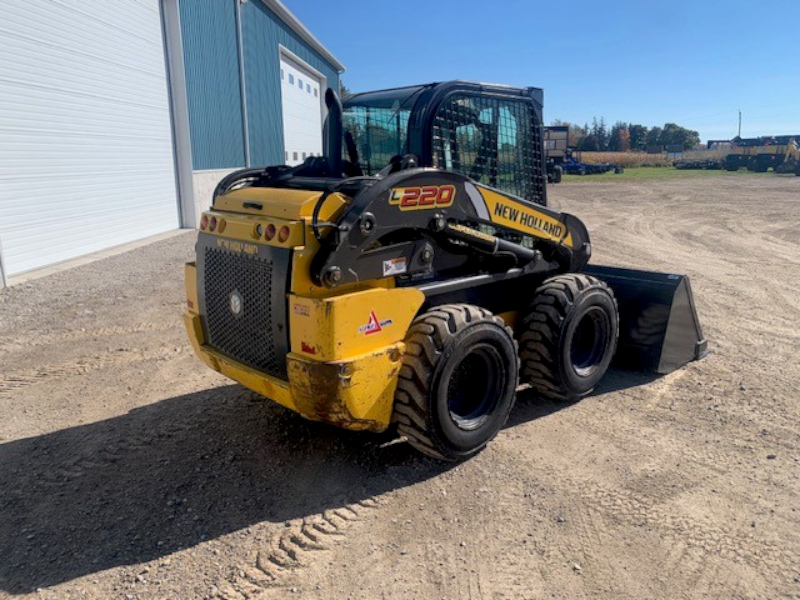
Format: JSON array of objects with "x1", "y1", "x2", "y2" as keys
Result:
[
  {"x1": 393, "y1": 304, "x2": 519, "y2": 461},
  {"x1": 520, "y1": 274, "x2": 619, "y2": 401}
]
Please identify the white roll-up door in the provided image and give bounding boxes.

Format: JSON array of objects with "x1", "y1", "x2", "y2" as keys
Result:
[
  {"x1": 0, "y1": 0, "x2": 179, "y2": 277},
  {"x1": 280, "y1": 54, "x2": 323, "y2": 167}
]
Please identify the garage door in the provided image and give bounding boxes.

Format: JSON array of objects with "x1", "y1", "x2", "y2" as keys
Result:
[
  {"x1": 0, "y1": 0, "x2": 179, "y2": 277},
  {"x1": 280, "y1": 55, "x2": 323, "y2": 167}
]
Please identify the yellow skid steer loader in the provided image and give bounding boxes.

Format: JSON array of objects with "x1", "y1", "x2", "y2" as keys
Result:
[{"x1": 184, "y1": 82, "x2": 706, "y2": 460}]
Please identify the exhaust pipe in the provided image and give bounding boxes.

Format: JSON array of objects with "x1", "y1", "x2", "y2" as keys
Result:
[{"x1": 323, "y1": 88, "x2": 343, "y2": 177}]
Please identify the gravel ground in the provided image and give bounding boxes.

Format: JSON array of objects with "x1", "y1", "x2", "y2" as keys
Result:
[{"x1": 1, "y1": 173, "x2": 799, "y2": 599}]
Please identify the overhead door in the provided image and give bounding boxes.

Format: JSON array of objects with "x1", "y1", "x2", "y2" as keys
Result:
[
  {"x1": 0, "y1": 0, "x2": 179, "y2": 277},
  {"x1": 279, "y1": 54, "x2": 323, "y2": 166}
]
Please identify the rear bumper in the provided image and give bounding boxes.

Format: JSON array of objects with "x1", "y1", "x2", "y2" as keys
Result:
[{"x1": 184, "y1": 311, "x2": 402, "y2": 432}]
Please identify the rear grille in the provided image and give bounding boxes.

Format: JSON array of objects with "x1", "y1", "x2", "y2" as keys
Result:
[{"x1": 203, "y1": 246, "x2": 281, "y2": 376}]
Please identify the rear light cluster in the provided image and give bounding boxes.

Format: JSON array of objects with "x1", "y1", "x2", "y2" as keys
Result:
[
  {"x1": 253, "y1": 222, "x2": 291, "y2": 244},
  {"x1": 200, "y1": 215, "x2": 226, "y2": 233},
  {"x1": 200, "y1": 214, "x2": 292, "y2": 244}
]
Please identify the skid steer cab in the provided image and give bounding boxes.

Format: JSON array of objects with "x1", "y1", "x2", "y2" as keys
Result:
[{"x1": 184, "y1": 81, "x2": 707, "y2": 461}]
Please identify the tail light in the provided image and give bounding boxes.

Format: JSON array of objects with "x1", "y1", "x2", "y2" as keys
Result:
[
  {"x1": 278, "y1": 225, "x2": 290, "y2": 243},
  {"x1": 265, "y1": 224, "x2": 276, "y2": 241},
  {"x1": 201, "y1": 215, "x2": 209, "y2": 230}
]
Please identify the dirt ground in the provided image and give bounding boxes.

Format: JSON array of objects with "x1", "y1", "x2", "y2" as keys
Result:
[{"x1": 1, "y1": 173, "x2": 799, "y2": 599}]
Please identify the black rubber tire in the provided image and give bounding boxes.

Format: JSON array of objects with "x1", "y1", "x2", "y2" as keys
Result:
[
  {"x1": 519, "y1": 274, "x2": 619, "y2": 401},
  {"x1": 614, "y1": 166, "x2": 624, "y2": 174},
  {"x1": 552, "y1": 166, "x2": 563, "y2": 183},
  {"x1": 393, "y1": 304, "x2": 519, "y2": 461}
]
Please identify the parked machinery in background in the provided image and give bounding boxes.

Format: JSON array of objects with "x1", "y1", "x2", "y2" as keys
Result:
[
  {"x1": 724, "y1": 135, "x2": 800, "y2": 173},
  {"x1": 560, "y1": 150, "x2": 624, "y2": 176},
  {"x1": 544, "y1": 126, "x2": 568, "y2": 183}
]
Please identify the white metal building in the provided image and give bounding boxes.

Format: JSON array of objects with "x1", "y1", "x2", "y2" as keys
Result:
[{"x1": 0, "y1": 0, "x2": 344, "y2": 286}]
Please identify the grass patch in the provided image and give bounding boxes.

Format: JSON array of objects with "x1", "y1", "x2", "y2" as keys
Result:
[{"x1": 562, "y1": 167, "x2": 773, "y2": 181}]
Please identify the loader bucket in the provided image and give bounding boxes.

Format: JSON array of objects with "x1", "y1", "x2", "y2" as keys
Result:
[{"x1": 584, "y1": 265, "x2": 708, "y2": 374}]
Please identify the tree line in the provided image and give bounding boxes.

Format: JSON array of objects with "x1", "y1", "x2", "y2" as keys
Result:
[{"x1": 551, "y1": 118, "x2": 701, "y2": 151}]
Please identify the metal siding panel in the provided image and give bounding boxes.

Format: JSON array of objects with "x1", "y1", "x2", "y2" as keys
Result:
[
  {"x1": 242, "y1": 1, "x2": 340, "y2": 166},
  {"x1": 178, "y1": 0, "x2": 245, "y2": 170},
  {"x1": 0, "y1": 0, "x2": 179, "y2": 276}
]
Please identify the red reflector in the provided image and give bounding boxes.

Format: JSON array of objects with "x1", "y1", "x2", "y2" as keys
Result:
[
  {"x1": 187, "y1": 299, "x2": 195, "y2": 309},
  {"x1": 278, "y1": 225, "x2": 290, "y2": 243},
  {"x1": 200, "y1": 215, "x2": 208, "y2": 230}
]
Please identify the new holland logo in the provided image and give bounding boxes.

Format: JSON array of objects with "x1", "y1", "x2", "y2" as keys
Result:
[
  {"x1": 358, "y1": 310, "x2": 393, "y2": 335},
  {"x1": 229, "y1": 290, "x2": 243, "y2": 318}
]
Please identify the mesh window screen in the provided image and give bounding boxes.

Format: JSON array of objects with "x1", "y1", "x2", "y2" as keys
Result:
[{"x1": 432, "y1": 94, "x2": 545, "y2": 204}]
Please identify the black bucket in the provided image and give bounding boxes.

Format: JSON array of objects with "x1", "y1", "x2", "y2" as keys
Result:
[{"x1": 585, "y1": 265, "x2": 708, "y2": 374}]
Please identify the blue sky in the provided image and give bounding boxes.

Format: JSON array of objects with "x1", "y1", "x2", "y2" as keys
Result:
[{"x1": 287, "y1": 0, "x2": 800, "y2": 143}]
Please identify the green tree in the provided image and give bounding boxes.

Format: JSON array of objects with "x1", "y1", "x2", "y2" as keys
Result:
[
  {"x1": 660, "y1": 122, "x2": 701, "y2": 150},
  {"x1": 582, "y1": 133, "x2": 600, "y2": 151},
  {"x1": 590, "y1": 117, "x2": 609, "y2": 150},
  {"x1": 569, "y1": 123, "x2": 586, "y2": 148},
  {"x1": 609, "y1": 121, "x2": 630, "y2": 152},
  {"x1": 339, "y1": 81, "x2": 352, "y2": 101},
  {"x1": 628, "y1": 124, "x2": 648, "y2": 151},
  {"x1": 646, "y1": 126, "x2": 663, "y2": 148}
]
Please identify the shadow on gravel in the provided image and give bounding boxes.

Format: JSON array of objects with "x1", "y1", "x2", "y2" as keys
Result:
[
  {"x1": 0, "y1": 371, "x2": 648, "y2": 593},
  {"x1": 593, "y1": 368, "x2": 660, "y2": 395}
]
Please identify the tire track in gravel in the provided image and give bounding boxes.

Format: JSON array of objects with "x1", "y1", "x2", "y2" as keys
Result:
[
  {"x1": 0, "y1": 321, "x2": 170, "y2": 354},
  {"x1": 0, "y1": 346, "x2": 174, "y2": 398},
  {"x1": 536, "y1": 465, "x2": 797, "y2": 596},
  {"x1": 217, "y1": 498, "x2": 384, "y2": 598},
  {"x1": 8, "y1": 388, "x2": 258, "y2": 494}
]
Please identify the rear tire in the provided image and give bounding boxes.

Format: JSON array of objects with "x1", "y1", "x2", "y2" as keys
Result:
[
  {"x1": 520, "y1": 274, "x2": 619, "y2": 401},
  {"x1": 393, "y1": 304, "x2": 519, "y2": 461}
]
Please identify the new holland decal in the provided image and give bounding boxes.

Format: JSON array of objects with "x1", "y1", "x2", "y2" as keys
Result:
[
  {"x1": 358, "y1": 311, "x2": 393, "y2": 335},
  {"x1": 389, "y1": 185, "x2": 456, "y2": 211}
]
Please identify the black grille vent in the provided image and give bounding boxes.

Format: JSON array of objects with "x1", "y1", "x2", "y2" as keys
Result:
[{"x1": 203, "y1": 247, "x2": 280, "y2": 376}]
